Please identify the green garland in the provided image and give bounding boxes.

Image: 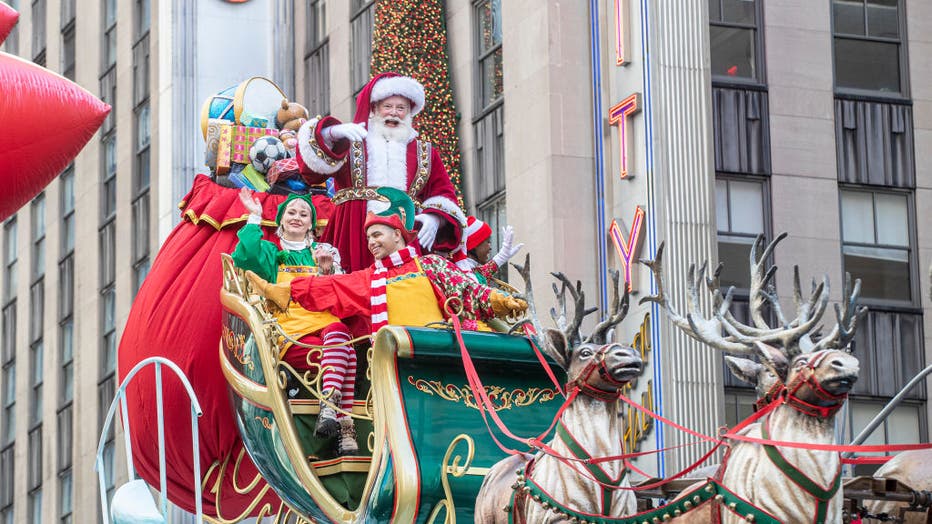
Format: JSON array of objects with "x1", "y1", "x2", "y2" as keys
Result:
[{"x1": 508, "y1": 475, "x2": 781, "y2": 524}]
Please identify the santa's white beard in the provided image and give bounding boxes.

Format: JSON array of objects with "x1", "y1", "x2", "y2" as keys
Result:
[
  {"x1": 365, "y1": 114, "x2": 417, "y2": 214},
  {"x1": 368, "y1": 114, "x2": 416, "y2": 142}
]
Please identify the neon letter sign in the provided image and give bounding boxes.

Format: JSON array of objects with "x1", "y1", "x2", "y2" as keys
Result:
[
  {"x1": 608, "y1": 93, "x2": 641, "y2": 180},
  {"x1": 609, "y1": 205, "x2": 646, "y2": 292}
]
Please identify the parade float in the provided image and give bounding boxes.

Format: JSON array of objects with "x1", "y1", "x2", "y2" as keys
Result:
[{"x1": 106, "y1": 5, "x2": 932, "y2": 524}]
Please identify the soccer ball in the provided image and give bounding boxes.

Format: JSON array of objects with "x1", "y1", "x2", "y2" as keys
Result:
[{"x1": 249, "y1": 136, "x2": 288, "y2": 174}]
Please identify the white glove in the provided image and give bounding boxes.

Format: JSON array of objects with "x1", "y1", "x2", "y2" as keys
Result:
[
  {"x1": 414, "y1": 213, "x2": 441, "y2": 251},
  {"x1": 492, "y1": 226, "x2": 524, "y2": 267},
  {"x1": 324, "y1": 122, "x2": 367, "y2": 143}
]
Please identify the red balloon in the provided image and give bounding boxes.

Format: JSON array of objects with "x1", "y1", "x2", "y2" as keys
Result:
[
  {"x1": 0, "y1": 51, "x2": 110, "y2": 220},
  {"x1": 0, "y1": 2, "x2": 17, "y2": 45},
  {"x1": 119, "y1": 176, "x2": 287, "y2": 517}
]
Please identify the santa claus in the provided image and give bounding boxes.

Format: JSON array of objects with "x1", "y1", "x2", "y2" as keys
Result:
[{"x1": 295, "y1": 72, "x2": 466, "y2": 271}]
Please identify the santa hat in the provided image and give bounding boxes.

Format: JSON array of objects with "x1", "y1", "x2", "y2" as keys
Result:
[
  {"x1": 464, "y1": 216, "x2": 492, "y2": 252},
  {"x1": 353, "y1": 72, "x2": 426, "y2": 124},
  {"x1": 363, "y1": 187, "x2": 417, "y2": 243}
]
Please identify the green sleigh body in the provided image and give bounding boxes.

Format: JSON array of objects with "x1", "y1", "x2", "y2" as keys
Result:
[{"x1": 219, "y1": 255, "x2": 566, "y2": 523}]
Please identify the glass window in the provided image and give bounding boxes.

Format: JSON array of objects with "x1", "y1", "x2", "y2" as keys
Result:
[
  {"x1": 1, "y1": 304, "x2": 14, "y2": 364},
  {"x1": 59, "y1": 469, "x2": 72, "y2": 523},
  {"x1": 60, "y1": 169, "x2": 74, "y2": 255},
  {"x1": 1, "y1": 363, "x2": 14, "y2": 444},
  {"x1": 60, "y1": 24, "x2": 74, "y2": 80},
  {"x1": 135, "y1": 0, "x2": 150, "y2": 38},
  {"x1": 3, "y1": 219, "x2": 16, "y2": 303},
  {"x1": 99, "y1": 222, "x2": 116, "y2": 288},
  {"x1": 715, "y1": 177, "x2": 768, "y2": 289},
  {"x1": 350, "y1": 0, "x2": 375, "y2": 97},
  {"x1": 475, "y1": 0, "x2": 503, "y2": 109},
  {"x1": 102, "y1": 0, "x2": 117, "y2": 70},
  {"x1": 56, "y1": 405, "x2": 71, "y2": 470},
  {"x1": 31, "y1": 0, "x2": 46, "y2": 61},
  {"x1": 132, "y1": 34, "x2": 150, "y2": 107},
  {"x1": 840, "y1": 189, "x2": 913, "y2": 302},
  {"x1": 27, "y1": 426, "x2": 41, "y2": 489},
  {"x1": 723, "y1": 389, "x2": 756, "y2": 427},
  {"x1": 28, "y1": 487, "x2": 41, "y2": 524},
  {"x1": 28, "y1": 280, "x2": 43, "y2": 344},
  {"x1": 59, "y1": 320, "x2": 72, "y2": 404},
  {"x1": 708, "y1": 0, "x2": 761, "y2": 82},
  {"x1": 31, "y1": 195, "x2": 45, "y2": 280},
  {"x1": 0, "y1": 445, "x2": 13, "y2": 509},
  {"x1": 101, "y1": 135, "x2": 117, "y2": 219},
  {"x1": 832, "y1": 0, "x2": 905, "y2": 95},
  {"x1": 846, "y1": 400, "x2": 923, "y2": 475},
  {"x1": 304, "y1": 0, "x2": 330, "y2": 116},
  {"x1": 477, "y1": 194, "x2": 508, "y2": 281},
  {"x1": 29, "y1": 341, "x2": 42, "y2": 426},
  {"x1": 101, "y1": 288, "x2": 116, "y2": 375}
]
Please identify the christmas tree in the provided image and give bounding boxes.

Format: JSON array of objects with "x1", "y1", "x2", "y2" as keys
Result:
[{"x1": 371, "y1": 0, "x2": 464, "y2": 204}]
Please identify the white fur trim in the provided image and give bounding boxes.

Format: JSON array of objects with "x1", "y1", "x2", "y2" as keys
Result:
[
  {"x1": 464, "y1": 218, "x2": 486, "y2": 238},
  {"x1": 421, "y1": 195, "x2": 466, "y2": 226},
  {"x1": 365, "y1": 133, "x2": 411, "y2": 214},
  {"x1": 369, "y1": 76, "x2": 426, "y2": 116},
  {"x1": 297, "y1": 118, "x2": 345, "y2": 175}
]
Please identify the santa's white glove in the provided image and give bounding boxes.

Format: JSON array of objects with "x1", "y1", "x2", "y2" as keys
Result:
[
  {"x1": 324, "y1": 122, "x2": 367, "y2": 144},
  {"x1": 492, "y1": 226, "x2": 524, "y2": 267},
  {"x1": 414, "y1": 213, "x2": 441, "y2": 251}
]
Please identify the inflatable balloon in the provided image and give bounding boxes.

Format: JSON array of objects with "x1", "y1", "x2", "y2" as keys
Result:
[
  {"x1": 0, "y1": 51, "x2": 110, "y2": 220},
  {"x1": 119, "y1": 176, "x2": 291, "y2": 517},
  {"x1": 0, "y1": 2, "x2": 18, "y2": 45}
]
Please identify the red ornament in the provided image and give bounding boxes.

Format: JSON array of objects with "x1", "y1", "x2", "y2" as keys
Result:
[{"x1": 0, "y1": 52, "x2": 110, "y2": 220}]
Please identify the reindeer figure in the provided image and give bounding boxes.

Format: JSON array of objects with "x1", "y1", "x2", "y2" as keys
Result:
[
  {"x1": 641, "y1": 234, "x2": 867, "y2": 524},
  {"x1": 474, "y1": 257, "x2": 644, "y2": 524}
]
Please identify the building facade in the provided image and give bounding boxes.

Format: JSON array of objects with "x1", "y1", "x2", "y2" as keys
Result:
[{"x1": 0, "y1": 0, "x2": 929, "y2": 522}]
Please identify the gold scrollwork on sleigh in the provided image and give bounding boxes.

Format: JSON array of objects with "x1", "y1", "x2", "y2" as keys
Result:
[{"x1": 407, "y1": 377, "x2": 557, "y2": 412}]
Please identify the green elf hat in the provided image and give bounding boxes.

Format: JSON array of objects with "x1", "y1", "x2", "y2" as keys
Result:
[
  {"x1": 275, "y1": 193, "x2": 317, "y2": 229},
  {"x1": 364, "y1": 187, "x2": 417, "y2": 242}
]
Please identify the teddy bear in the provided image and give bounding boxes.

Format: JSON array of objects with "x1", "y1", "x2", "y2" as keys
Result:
[{"x1": 276, "y1": 99, "x2": 309, "y2": 153}]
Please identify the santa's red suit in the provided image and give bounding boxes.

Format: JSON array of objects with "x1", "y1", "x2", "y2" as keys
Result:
[{"x1": 294, "y1": 72, "x2": 465, "y2": 271}]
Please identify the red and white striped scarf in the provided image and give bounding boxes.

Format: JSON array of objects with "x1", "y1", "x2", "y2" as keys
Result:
[{"x1": 370, "y1": 246, "x2": 417, "y2": 336}]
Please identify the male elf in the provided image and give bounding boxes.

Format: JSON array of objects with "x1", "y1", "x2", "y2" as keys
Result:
[{"x1": 245, "y1": 187, "x2": 528, "y2": 346}]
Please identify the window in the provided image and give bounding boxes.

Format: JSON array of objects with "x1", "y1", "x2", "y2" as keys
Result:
[
  {"x1": 708, "y1": 0, "x2": 762, "y2": 83},
  {"x1": 60, "y1": 22, "x2": 74, "y2": 81},
  {"x1": 840, "y1": 189, "x2": 914, "y2": 303},
  {"x1": 100, "y1": 287, "x2": 116, "y2": 375},
  {"x1": 3, "y1": 219, "x2": 16, "y2": 304},
  {"x1": 60, "y1": 0, "x2": 74, "y2": 27},
  {"x1": 715, "y1": 177, "x2": 768, "y2": 289},
  {"x1": 304, "y1": 0, "x2": 330, "y2": 116},
  {"x1": 133, "y1": 101, "x2": 151, "y2": 295},
  {"x1": 475, "y1": 0, "x2": 503, "y2": 109},
  {"x1": 102, "y1": 0, "x2": 117, "y2": 69},
  {"x1": 59, "y1": 169, "x2": 74, "y2": 255},
  {"x1": 350, "y1": 0, "x2": 375, "y2": 97},
  {"x1": 845, "y1": 399, "x2": 924, "y2": 475},
  {"x1": 723, "y1": 389, "x2": 757, "y2": 427},
  {"x1": 1, "y1": 361, "x2": 13, "y2": 445},
  {"x1": 101, "y1": 134, "x2": 117, "y2": 218},
  {"x1": 832, "y1": 0, "x2": 906, "y2": 95},
  {"x1": 0, "y1": 445, "x2": 13, "y2": 518},
  {"x1": 28, "y1": 487, "x2": 41, "y2": 524},
  {"x1": 133, "y1": 35, "x2": 150, "y2": 108},
  {"x1": 135, "y1": 0, "x2": 150, "y2": 38},
  {"x1": 58, "y1": 468, "x2": 72, "y2": 524},
  {"x1": 27, "y1": 426, "x2": 41, "y2": 489},
  {"x1": 31, "y1": 0, "x2": 46, "y2": 62},
  {"x1": 28, "y1": 337, "x2": 42, "y2": 426},
  {"x1": 31, "y1": 195, "x2": 45, "y2": 280}
]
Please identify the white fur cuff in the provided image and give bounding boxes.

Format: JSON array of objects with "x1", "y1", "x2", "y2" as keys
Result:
[
  {"x1": 297, "y1": 118, "x2": 345, "y2": 175},
  {"x1": 421, "y1": 195, "x2": 466, "y2": 226}
]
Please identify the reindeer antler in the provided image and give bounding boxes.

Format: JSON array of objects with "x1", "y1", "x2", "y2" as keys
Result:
[
  {"x1": 549, "y1": 273, "x2": 597, "y2": 347},
  {"x1": 641, "y1": 236, "x2": 864, "y2": 358},
  {"x1": 809, "y1": 273, "x2": 868, "y2": 352},
  {"x1": 586, "y1": 269, "x2": 630, "y2": 345}
]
